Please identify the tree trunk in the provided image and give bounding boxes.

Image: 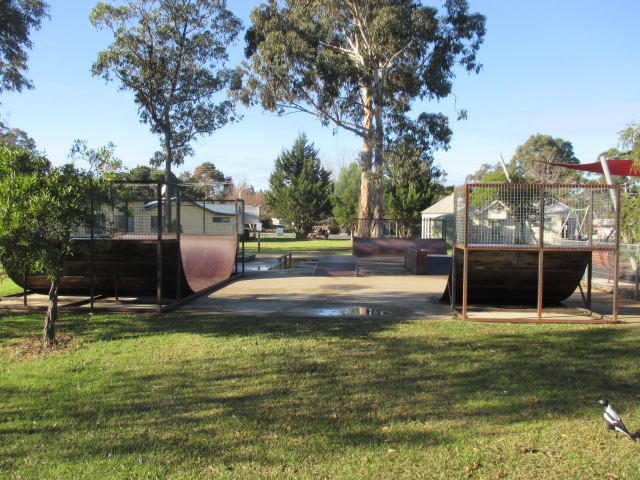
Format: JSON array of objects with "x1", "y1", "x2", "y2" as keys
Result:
[
  {"x1": 357, "y1": 85, "x2": 374, "y2": 237},
  {"x1": 164, "y1": 132, "x2": 173, "y2": 232},
  {"x1": 44, "y1": 277, "x2": 60, "y2": 346},
  {"x1": 358, "y1": 154, "x2": 372, "y2": 238},
  {"x1": 371, "y1": 68, "x2": 385, "y2": 238}
]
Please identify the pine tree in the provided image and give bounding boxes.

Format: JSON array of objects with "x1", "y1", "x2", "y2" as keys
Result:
[{"x1": 266, "y1": 134, "x2": 332, "y2": 239}]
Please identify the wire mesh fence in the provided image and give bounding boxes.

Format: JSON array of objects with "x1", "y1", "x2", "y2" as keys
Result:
[
  {"x1": 453, "y1": 184, "x2": 619, "y2": 249},
  {"x1": 354, "y1": 218, "x2": 422, "y2": 238},
  {"x1": 591, "y1": 243, "x2": 640, "y2": 299},
  {"x1": 73, "y1": 181, "x2": 245, "y2": 240}
]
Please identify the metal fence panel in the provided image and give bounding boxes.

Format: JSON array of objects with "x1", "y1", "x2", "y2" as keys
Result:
[
  {"x1": 73, "y1": 181, "x2": 244, "y2": 239},
  {"x1": 453, "y1": 184, "x2": 618, "y2": 249}
]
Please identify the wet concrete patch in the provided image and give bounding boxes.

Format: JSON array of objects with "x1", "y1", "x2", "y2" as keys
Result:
[
  {"x1": 248, "y1": 258, "x2": 318, "y2": 271},
  {"x1": 314, "y1": 307, "x2": 393, "y2": 317},
  {"x1": 324, "y1": 284, "x2": 368, "y2": 291}
]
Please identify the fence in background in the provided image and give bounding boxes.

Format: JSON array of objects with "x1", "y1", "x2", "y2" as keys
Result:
[
  {"x1": 591, "y1": 243, "x2": 639, "y2": 299},
  {"x1": 74, "y1": 181, "x2": 244, "y2": 240}
]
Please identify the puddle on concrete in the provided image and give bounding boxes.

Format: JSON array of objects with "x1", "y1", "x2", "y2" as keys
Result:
[
  {"x1": 249, "y1": 258, "x2": 318, "y2": 271},
  {"x1": 326, "y1": 285, "x2": 365, "y2": 291},
  {"x1": 316, "y1": 307, "x2": 392, "y2": 317},
  {"x1": 249, "y1": 265, "x2": 271, "y2": 271}
]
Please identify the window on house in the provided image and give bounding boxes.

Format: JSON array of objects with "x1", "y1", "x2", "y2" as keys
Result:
[
  {"x1": 85, "y1": 216, "x2": 106, "y2": 236},
  {"x1": 116, "y1": 215, "x2": 134, "y2": 233},
  {"x1": 212, "y1": 217, "x2": 230, "y2": 223},
  {"x1": 151, "y1": 216, "x2": 165, "y2": 233}
]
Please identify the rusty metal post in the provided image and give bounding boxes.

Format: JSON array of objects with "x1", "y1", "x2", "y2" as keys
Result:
[
  {"x1": 613, "y1": 185, "x2": 620, "y2": 322},
  {"x1": 462, "y1": 185, "x2": 470, "y2": 319},
  {"x1": 90, "y1": 193, "x2": 95, "y2": 312},
  {"x1": 115, "y1": 241, "x2": 119, "y2": 301},
  {"x1": 537, "y1": 184, "x2": 545, "y2": 321},
  {"x1": 157, "y1": 181, "x2": 163, "y2": 313},
  {"x1": 176, "y1": 186, "x2": 181, "y2": 303}
]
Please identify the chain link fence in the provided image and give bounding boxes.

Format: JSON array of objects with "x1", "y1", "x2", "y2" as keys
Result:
[
  {"x1": 453, "y1": 184, "x2": 618, "y2": 248},
  {"x1": 354, "y1": 218, "x2": 421, "y2": 238},
  {"x1": 591, "y1": 244, "x2": 640, "y2": 299},
  {"x1": 74, "y1": 181, "x2": 244, "y2": 239}
]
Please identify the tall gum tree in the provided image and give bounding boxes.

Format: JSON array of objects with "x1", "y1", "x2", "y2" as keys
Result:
[
  {"x1": 236, "y1": 0, "x2": 485, "y2": 237},
  {"x1": 90, "y1": 0, "x2": 242, "y2": 228},
  {"x1": 0, "y1": 0, "x2": 49, "y2": 94}
]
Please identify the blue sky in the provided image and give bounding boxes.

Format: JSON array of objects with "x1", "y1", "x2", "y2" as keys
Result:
[{"x1": 1, "y1": 1, "x2": 639, "y2": 190}]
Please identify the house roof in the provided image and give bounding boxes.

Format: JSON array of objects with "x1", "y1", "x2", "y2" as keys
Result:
[
  {"x1": 142, "y1": 199, "x2": 261, "y2": 223},
  {"x1": 421, "y1": 194, "x2": 454, "y2": 216},
  {"x1": 144, "y1": 199, "x2": 237, "y2": 216}
]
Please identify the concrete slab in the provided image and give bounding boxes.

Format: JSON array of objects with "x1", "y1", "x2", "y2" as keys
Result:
[
  {"x1": 181, "y1": 254, "x2": 640, "y2": 324},
  {"x1": 183, "y1": 255, "x2": 452, "y2": 319}
]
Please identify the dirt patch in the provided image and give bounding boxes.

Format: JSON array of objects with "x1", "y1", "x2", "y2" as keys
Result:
[{"x1": 7, "y1": 334, "x2": 77, "y2": 358}]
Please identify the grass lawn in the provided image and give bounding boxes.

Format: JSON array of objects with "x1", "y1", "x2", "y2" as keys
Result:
[
  {"x1": 244, "y1": 235, "x2": 352, "y2": 255},
  {"x1": 0, "y1": 268, "x2": 21, "y2": 297},
  {"x1": 1, "y1": 311, "x2": 639, "y2": 479}
]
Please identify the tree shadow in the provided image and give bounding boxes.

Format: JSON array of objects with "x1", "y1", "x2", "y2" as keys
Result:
[{"x1": 3, "y1": 313, "x2": 639, "y2": 475}]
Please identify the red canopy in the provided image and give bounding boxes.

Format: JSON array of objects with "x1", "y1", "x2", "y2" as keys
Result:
[{"x1": 544, "y1": 159, "x2": 640, "y2": 177}]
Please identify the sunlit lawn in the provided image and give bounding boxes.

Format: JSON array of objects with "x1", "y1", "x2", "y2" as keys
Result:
[
  {"x1": 244, "y1": 234, "x2": 352, "y2": 255},
  {"x1": 1, "y1": 311, "x2": 639, "y2": 479},
  {"x1": 0, "y1": 269, "x2": 21, "y2": 297}
]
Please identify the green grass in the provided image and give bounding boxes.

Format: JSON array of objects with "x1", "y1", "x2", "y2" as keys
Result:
[
  {"x1": 1, "y1": 312, "x2": 640, "y2": 479},
  {"x1": 0, "y1": 272, "x2": 21, "y2": 296},
  {"x1": 244, "y1": 235, "x2": 352, "y2": 255}
]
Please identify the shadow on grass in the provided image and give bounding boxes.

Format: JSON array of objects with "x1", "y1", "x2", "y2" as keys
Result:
[{"x1": 2, "y1": 310, "x2": 639, "y2": 475}]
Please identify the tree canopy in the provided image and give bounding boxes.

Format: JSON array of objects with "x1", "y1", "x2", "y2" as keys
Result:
[
  {"x1": 0, "y1": 0, "x2": 49, "y2": 94},
  {"x1": 237, "y1": 0, "x2": 485, "y2": 237},
  {"x1": 384, "y1": 133, "x2": 443, "y2": 237},
  {"x1": 266, "y1": 134, "x2": 332, "y2": 239},
  {"x1": 0, "y1": 120, "x2": 37, "y2": 151},
  {"x1": 0, "y1": 144, "x2": 117, "y2": 345},
  {"x1": 509, "y1": 133, "x2": 582, "y2": 184},
  {"x1": 90, "y1": 0, "x2": 242, "y2": 188},
  {"x1": 615, "y1": 122, "x2": 640, "y2": 244},
  {"x1": 331, "y1": 161, "x2": 361, "y2": 232},
  {"x1": 618, "y1": 122, "x2": 640, "y2": 165}
]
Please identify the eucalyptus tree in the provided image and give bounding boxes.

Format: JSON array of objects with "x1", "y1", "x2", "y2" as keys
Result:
[
  {"x1": 509, "y1": 134, "x2": 582, "y2": 184},
  {"x1": 0, "y1": 120, "x2": 37, "y2": 151},
  {"x1": 617, "y1": 122, "x2": 640, "y2": 245},
  {"x1": 618, "y1": 122, "x2": 640, "y2": 165},
  {"x1": 90, "y1": 0, "x2": 242, "y2": 227},
  {"x1": 0, "y1": 0, "x2": 49, "y2": 94},
  {"x1": 236, "y1": 0, "x2": 485, "y2": 236}
]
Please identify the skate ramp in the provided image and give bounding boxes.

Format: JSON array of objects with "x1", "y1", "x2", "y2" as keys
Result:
[
  {"x1": 313, "y1": 255, "x2": 357, "y2": 277},
  {"x1": 11, "y1": 234, "x2": 237, "y2": 296},
  {"x1": 352, "y1": 238, "x2": 446, "y2": 257},
  {"x1": 442, "y1": 248, "x2": 591, "y2": 306},
  {"x1": 180, "y1": 234, "x2": 237, "y2": 292}
]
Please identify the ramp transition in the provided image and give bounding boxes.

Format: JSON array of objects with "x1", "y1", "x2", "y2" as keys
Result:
[
  {"x1": 11, "y1": 234, "x2": 238, "y2": 296},
  {"x1": 442, "y1": 248, "x2": 590, "y2": 306}
]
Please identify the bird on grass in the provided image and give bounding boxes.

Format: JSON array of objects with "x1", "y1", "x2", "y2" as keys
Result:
[{"x1": 599, "y1": 399, "x2": 635, "y2": 441}]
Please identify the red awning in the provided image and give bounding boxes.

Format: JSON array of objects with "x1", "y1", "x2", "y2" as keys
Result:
[{"x1": 543, "y1": 159, "x2": 640, "y2": 177}]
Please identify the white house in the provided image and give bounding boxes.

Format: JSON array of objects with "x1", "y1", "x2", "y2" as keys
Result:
[{"x1": 421, "y1": 194, "x2": 455, "y2": 249}]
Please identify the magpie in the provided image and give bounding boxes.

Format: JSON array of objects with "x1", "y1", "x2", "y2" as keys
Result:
[{"x1": 599, "y1": 399, "x2": 635, "y2": 441}]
